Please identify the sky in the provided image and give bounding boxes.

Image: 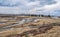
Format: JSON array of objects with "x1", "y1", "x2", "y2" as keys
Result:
[{"x1": 0, "y1": 0, "x2": 60, "y2": 16}]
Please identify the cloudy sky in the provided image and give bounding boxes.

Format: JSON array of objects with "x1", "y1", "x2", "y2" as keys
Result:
[{"x1": 0, "y1": 0, "x2": 60, "y2": 16}]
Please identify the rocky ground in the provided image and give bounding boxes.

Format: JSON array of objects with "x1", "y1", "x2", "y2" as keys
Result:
[{"x1": 0, "y1": 16, "x2": 60, "y2": 37}]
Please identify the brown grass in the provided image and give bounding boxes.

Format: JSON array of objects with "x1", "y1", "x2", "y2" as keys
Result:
[{"x1": 0, "y1": 16, "x2": 60, "y2": 37}]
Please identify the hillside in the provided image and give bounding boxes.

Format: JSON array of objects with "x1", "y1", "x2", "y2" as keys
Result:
[{"x1": 0, "y1": 16, "x2": 60, "y2": 37}]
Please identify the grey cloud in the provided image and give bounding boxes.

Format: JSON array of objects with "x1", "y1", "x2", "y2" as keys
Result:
[
  {"x1": 0, "y1": 0, "x2": 21, "y2": 7},
  {"x1": 0, "y1": 0, "x2": 59, "y2": 16}
]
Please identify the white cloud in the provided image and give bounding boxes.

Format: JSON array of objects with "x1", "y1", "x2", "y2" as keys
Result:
[
  {"x1": 26, "y1": 1, "x2": 39, "y2": 6},
  {"x1": 28, "y1": 0, "x2": 60, "y2": 16},
  {"x1": 42, "y1": 0, "x2": 60, "y2": 10},
  {"x1": 0, "y1": 7, "x2": 24, "y2": 14},
  {"x1": 0, "y1": 0, "x2": 60, "y2": 16}
]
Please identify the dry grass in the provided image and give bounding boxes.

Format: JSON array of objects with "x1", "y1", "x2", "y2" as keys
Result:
[{"x1": 0, "y1": 16, "x2": 60, "y2": 37}]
